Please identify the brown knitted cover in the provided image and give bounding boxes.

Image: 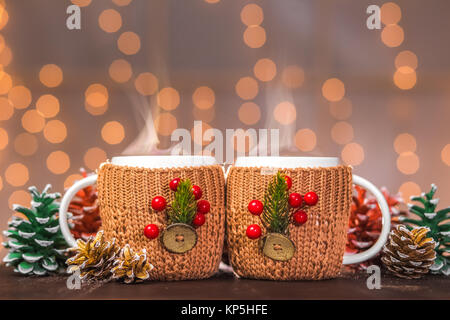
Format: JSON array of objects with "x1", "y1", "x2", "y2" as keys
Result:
[
  {"x1": 226, "y1": 165, "x2": 353, "y2": 280},
  {"x1": 96, "y1": 163, "x2": 225, "y2": 281}
]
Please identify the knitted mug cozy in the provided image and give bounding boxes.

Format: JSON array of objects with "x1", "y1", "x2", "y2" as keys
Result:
[
  {"x1": 226, "y1": 165, "x2": 353, "y2": 280},
  {"x1": 96, "y1": 163, "x2": 225, "y2": 281}
]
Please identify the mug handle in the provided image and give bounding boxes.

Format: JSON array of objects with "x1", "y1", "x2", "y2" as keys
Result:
[
  {"x1": 59, "y1": 174, "x2": 98, "y2": 248},
  {"x1": 342, "y1": 175, "x2": 391, "y2": 265}
]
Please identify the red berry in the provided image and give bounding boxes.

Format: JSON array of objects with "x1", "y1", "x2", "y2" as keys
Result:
[
  {"x1": 246, "y1": 224, "x2": 262, "y2": 239},
  {"x1": 192, "y1": 185, "x2": 202, "y2": 200},
  {"x1": 284, "y1": 175, "x2": 292, "y2": 190},
  {"x1": 169, "y1": 177, "x2": 181, "y2": 191},
  {"x1": 192, "y1": 213, "x2": 206, "y2": 227},
  {"x1": 197, "y1": 200, "x2": 210, "y2": 214},
  {"x1": 248, "y1": 200, "x2": 263, "y2": 215},
  {"x1": 151, "y1": 196, "x2": 166, "y2": 211},
  {"x1": 293, "y1": 210, "x2": 308, "y2": 225},
  {"x1": 143, "y1": 224, "x2": 159, "y2": 239},
  {"x1": 288, "y1": 193, "x2": 303, "y2": 208},
  {"x1": 304, "y1": 191, "x2": 318, "y2": 206}
]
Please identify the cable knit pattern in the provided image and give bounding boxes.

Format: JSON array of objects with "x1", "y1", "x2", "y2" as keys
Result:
[
  {"x1": 226, "y1": 165, "x2": 353, "y2": 280},
  {"x1": 97, "y1": 163, "x2": 225, "y2": 281}
]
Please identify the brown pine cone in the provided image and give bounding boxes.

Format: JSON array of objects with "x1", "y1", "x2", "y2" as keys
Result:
[{"x1": 381, "y1": 225, "x2": 436, "y2": 279}]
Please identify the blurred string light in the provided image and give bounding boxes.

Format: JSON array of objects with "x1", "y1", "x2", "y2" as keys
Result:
[
  {"x1": 8, "y1": 190, "x2": 30, "y2": 209},
  {"x1": 397, "y1": 151, "x2": 420, "y2": 175},
  {"x1": 442, "y1": 144, "x2": 450, "y2": 166},
  {"x1": 238, "y1": 102, "x2": 260, "y2": 125},
  {"x1": 85, "y1": 83, "x2": 109, "y2": 116},
  {"x1": 281, "y1": 65, "x2": 305, "y2": 89},
  {"x1": 241, "y1": 2, "x2": 265, "y2": 48},
  {"x1": 14, "y1": 133, "x2": 38, "y2": 156},
  {"x1": 64, "y1": 174, "x2": 83, "y2": 189},
  {"x1": 253, "y1": 58, "x2": 277, "y2": 82},
  {"x1": 0, "y1": 96, "x2": 13, "y2": 120},
  {"x1": 192, "y1": 86, "x2": 215, "y2": 110},
  {"x1": 341, "y1": 143, "x2": 365, "y2": 166},
  {"x1": 0, "y1": 72, "x2": 11, "y2": 94},
  {"x1": 101, "y1": 121, "x2": 125, "y2": 145},
  {"x1": 204, "y1": 0, "x2": 220, "y2": 3},
  {"x1": 273, "y1": 101, "x2": 296, "y2": 125},
  {"x1": 0, "y1": 126, "x2": 7, "y2": 149},
  {"x1": 322, "y1": 78, "x2": 345, "y2": 102},
  {"x1": 43, "y1": 120, "x2": 67, "y2": 144},
  {"x1": 5, "y1": 163, "x2": 29, "y2": 187},
  {"x1": 70, "y1": 0, "x2": 91, "y2": 7},
  {"x1": 36, "y1": 94, "x2": 60, "y2": 118},
  {"x1": 235, "y1": 76, "x2": 258, "y2": 100},
  {"x1": 98, "y1": 9, "x2": 122, "y2": 33},
  {"x1": 394, "y1": 133, "x2": 416, "y2": 154},
  {"x1": 398, "y1": 181, "x2": 421, "y2": 204},
  {"x1": 21, "y1": 110, "x2": 45, "y2": 133},
  {"x1": 84, "y1": 147, "x2": 107, "y2": 170},
  {"x1": 154, "y1": 112, "x2": 178, "y2": 136},
  {"x1": 331, "y1": 121, "x2": 354, "y2": 145},
  {"x1": 39, "y1": 64, "x2": 63, "y2": 88},
  {"x1": 380, "y1": 3, "x2": 403, "y2": 48},
  {"x1": 112, "y1": 0, "x2": 133, "y2": 6},
  {"x1": 134, "y1": 72, "x2": 158, "y2": 95},
  {"x1": 157, "y1": 87, "x2": 180, "y2": 111},
  {"x1": 8, "y1": 85, "x2": 31, "y2": 109},
  {"x1": 109, "y1": 59, "x2": 133, "y2": 83},
  {"x1": 46, "y1": 151, "x2": 70, "y2": 175},
  {"x1": 294, "y1": 129, "x2": 317, "y2": 152},
  {"x1": 117, "y1": 31, "x2": 141, "y2": 55}
]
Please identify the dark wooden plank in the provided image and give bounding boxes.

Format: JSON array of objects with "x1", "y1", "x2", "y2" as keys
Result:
[{"x1": 0, "y1": 267, "x2": 448, "y2": 300}]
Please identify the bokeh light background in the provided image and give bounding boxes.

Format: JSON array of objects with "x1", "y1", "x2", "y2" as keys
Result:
[{"x1": 0, "y1": 0, "x2": 449, "y2": 257}]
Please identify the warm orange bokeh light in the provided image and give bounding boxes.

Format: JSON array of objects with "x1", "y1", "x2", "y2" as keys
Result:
[
  {"x1": 64, "y1": 174, "x2": 84, "y2": 189},
  {"x1": 112, "y1": 0, "x2": 132, "y2": 6},
  {"x1": 398, "y1": 181, "x2": 421, "y2": 204},
  {"x1": 135, "y1": 72, "x2": 158, "y2": 96},
  {"x1": 8, "y1": 86, "x2": 32, "y2": 109},
  {"x1": 253, "y1": 58, "x2": 276, "y2": 82},
  {"x1": 329, "y1": 98, "x2": 352, "y2": 120},
  {"x1": 109, "y1": 59, "x2": 132, "y2": 83},
  {"x1": 14, "y1": 133, "x2": 38, "y2": 156},
  {"x1": 84, "y1": 147, "x2": 107, "y2": 170},
  {"x1": 98, "y1": 9, "x2": 122, "y2": 33},
  {"x1": 240, "y1": 3, "x2": 264, "y2": 26},
  {"x1": 192, "y1": 86, "x2": 215, "y2": 110},
  {"x1": 395, "y1": 50, "x2": 418, "y2": 70},
  {"x1": 0, "y1": 96, "x2": 13, "y2": 120},
  {"x1": 85, "y1": 83, "x2": 109, "y2": 107},
  {"x1": 341, "y1": 143, "x2": 365, "y2": 166},
  {"x1": 71, "y1": 0, "x2": 91, "y2": 7},
  {"x1": 0, "y1": 7, "x2": 9, "y2": 31},
  {"x1": 393, "y1": 67, "x2": 417, "y2": 90},
  {"x1": 0, "y1": 72, "x2": 12, "y2": 94},
  {"x1": 39, "y1": 64, "x2": 63, "y2": 88},
  {"x1": 36, "y1": 94, "x2": 60, "y2": 118},
  {"x1": 117, "y1": 31, "x2": 141, "y2": 55},
  {"x1": 331, "y1": 121, "x2": 354, "y2": 145},
  {"x1": 43, "y1": 120, "x2": 67, "y2": 144},
  {"x1": 5, "y1": 163, "x2": 29, "y2": 187},
  {"x1": 238, "y1": 102, "x2": 261, "y2": 125},
  {"x1": 295, "y1": 129, "x2": 317, "y2": 152},
  {"x1": 235, "y1": 77, "x2": 258, "y2": 100},
  {"x1": 21, "y1": 110, "x2": 45, "y2": 133},
  {"x1": 273, "y1": 101, "x2": 297, "y2": 125},
  {"x1": 322, "y1": 78, "x2": 345, "y2": 102},
  {"x1": 397, "y1": 152, "x2": 420, "y2": 175},
  {"x1": 381, "y1": 24, "x2": 404, "y2": 48},
  {"x1": 243, "y1": 26, "x2": 266, "y2": 48},
  {"x1": 47, "y1": 151, "x2": 70, "y2": 175},
  {"x1": 85, "y1": 101, "x2": 108, "y2": 116},
  {"x1": 394, "y1": 133, "x2": 417, "y2": 154},
  {"x1": 0, "y1": 127, "x2": 7, "y2": 150},
  {"x1": 101, "y1": 121, "x2": 125, "y2": 144},
  {"x1": 154, "y1": 112, "x2": 178, "y2": 136},
  {"x1": 380, "y1": 2, "x2": 402, "y2": 25},
  {"x1": 441, "y1": 144, "x2": 450, "y2": 166},
  {"x1": 281, "y1": 65, "x2": 305, "y2": 89},
  {"x1": 8, "y1": 190, "x2": 31, "y2": 209},
  {"x1": 157, "y1": 87, "x2": 180, "y2": 111},
  {"x1": 0, "y1": 45, "x2": 12, "y2": 66}
]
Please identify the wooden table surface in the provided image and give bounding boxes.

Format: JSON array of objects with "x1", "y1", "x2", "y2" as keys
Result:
[{"x1": 0, "y1": 266, "x2": 448, "y2": 300}]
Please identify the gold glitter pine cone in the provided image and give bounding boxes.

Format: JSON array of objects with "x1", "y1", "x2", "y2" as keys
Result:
[
  {"x1": 66, "y1": 230, "x2": 120, "y2": 282},
  {"x1": 381, "y1": 225, "x2": 436, "y2": 279},
  {"x1": 111, "y1": 244, "x2": 153, "y2": 284}
]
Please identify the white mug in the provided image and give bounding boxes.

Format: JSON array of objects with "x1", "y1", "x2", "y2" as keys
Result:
[
  {"x1": 59, "y1": 155, "x2": 219, "y2": 248},
  {"x1": 231, "y1": 156, "x2": 391, "y2": 265}
]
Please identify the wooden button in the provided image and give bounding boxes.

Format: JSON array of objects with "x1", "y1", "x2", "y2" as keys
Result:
[
  {"x1": 260, "y1": 233, "x2": 295, "y2": 261},
  {"x1": 161, "y1": 223, "x2": 197, "y2": 254}
]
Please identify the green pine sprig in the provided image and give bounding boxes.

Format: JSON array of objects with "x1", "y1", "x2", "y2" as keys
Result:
[
  {"x1": 2, "y1": 185, "x2": 69, "y2": 276},
  {"x1": 400, "y1": 184, "x2": 450, "y2": 276},
  {"x1": 167, "y1": 179, "x2": 197, "y2": 225},
  {"x1": 261, "y1": 172, "x2": 290, "y2": 235}
]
